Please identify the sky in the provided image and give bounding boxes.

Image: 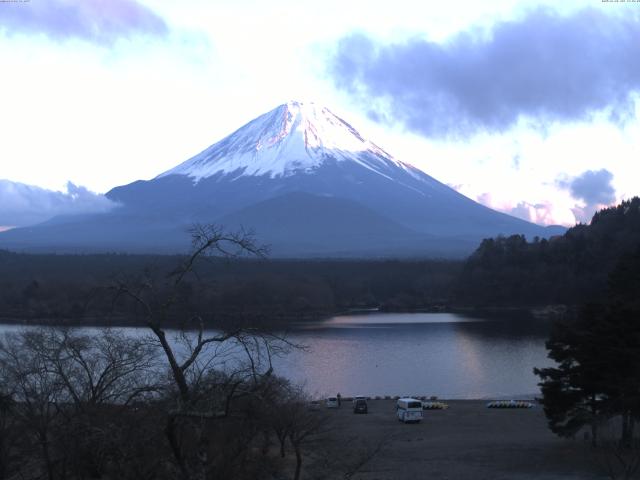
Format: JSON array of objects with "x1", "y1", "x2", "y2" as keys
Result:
[{"x1": 0, "y1": 0, "x2": 639, "y2": 228}]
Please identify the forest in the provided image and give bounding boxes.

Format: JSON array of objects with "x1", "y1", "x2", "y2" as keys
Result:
[
  {"x1": 1, "y1": 197, "x2": 639, "y2": 326},
  {"x1": 454, "y1": 197, "x2": 640, "y2": 307},
  {"x1": 0, "y1": 248, "x2": 460, "y2": 327}
]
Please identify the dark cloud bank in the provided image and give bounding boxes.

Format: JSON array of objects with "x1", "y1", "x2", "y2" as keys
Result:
[
  {"x1": 0, "y1": 180, "x2": 117, "y2": 228},
  {"x1": 565, "y1": 169, "x2": 616, "y2": 206},
  {"x1": 0, "y1": 0, "x2": 168, "y2": 45},
  {"x1": 558, "y1": 169, "x2": 616, "y2": 222},
  {"x1": 330, "y1": 8, "x2": 640, "y2": 137}
]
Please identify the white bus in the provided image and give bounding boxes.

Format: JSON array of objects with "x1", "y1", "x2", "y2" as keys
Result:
[{"x1": 396, "y1": 398, "x2": 423, "y2": 423}]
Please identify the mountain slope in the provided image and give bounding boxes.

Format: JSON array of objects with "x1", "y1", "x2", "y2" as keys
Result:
[
  {"x1": 0, "y1": 210, "x2": 192, "y2": 253},
  {"x1": 216, "y1": 191, "x2": 476, "y2": 257},
  {"x1": 0, "y1": 101, "x2": 564, "y2": 257},
  {"x1": 108, "y1": 101, "x2": 560, "y2": 238}
]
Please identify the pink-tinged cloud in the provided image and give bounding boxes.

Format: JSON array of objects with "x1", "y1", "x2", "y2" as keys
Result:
[
  {"x1": 476, "y1": 192, "x2": 566, "y2": 227},
  {"x1": 508, "y1": 201, "x2": 558, "y2": 226},
  {"x1": 0, "y1": 0, "x2": 168, "y2": 45}
]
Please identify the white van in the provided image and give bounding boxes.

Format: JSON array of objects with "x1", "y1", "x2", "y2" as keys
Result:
[{"x1": 396, "y1": 398, "x2": 423, "y2": 423}]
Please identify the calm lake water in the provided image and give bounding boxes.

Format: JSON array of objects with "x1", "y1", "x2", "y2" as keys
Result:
[
  {"x1": 0, "y1": 312, "x2": 553, "y2": 399},
  {"x1": 274, "y1": 312, "x2": 553, "y2": 399}
]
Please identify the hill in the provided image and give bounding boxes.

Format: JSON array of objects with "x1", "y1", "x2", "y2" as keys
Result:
[{"x1": 454, "y1": 197, "x2": 640, "y2": 307}]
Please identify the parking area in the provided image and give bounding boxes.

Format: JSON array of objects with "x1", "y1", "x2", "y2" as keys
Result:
[{"x1": 314, "y1": 399, "x2": 602, "y2": 480}]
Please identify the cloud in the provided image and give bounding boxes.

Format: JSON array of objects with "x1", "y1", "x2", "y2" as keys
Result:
[
  {"x1": 0, "y1": 0, "x2": 168, "y2": 45},
  {"x1": 0, "y1": 180, "x2": 118, "y2": 228},
  {"x1": 507, "y1": 201, "x2": 557, "y2": 226},
  {"x1": 476, "y1": 192, "x2": 563, "y2": 226},
  {"x1": 565, "y1": 169, "x2": 616, "y2": 206},
  {"x1": 557, "y1": 169, "x2": 616, "y2": 222},
  {"x1": 329, "y1": 8, "x2": 640, "y2": 137}
]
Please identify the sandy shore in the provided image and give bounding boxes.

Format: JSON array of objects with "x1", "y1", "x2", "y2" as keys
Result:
[{"x1": 307, "y1": 399, "x2": 605, "y2": 480}]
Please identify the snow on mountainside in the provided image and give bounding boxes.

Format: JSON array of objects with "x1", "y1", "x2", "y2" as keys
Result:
[
  {"x1": 158, "y1": 101, "x2": 423, "y2": 183},
  {"x1": 108, "y1": 99, "x2": 562, "y2": 244},
  {"x1": 0, "y1": 100, "x2": 566, "y2": 256}
]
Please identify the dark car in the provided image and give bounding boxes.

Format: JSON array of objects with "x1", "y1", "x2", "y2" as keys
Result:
[{"x1": 353, "y1": 399, "x2": 368, "y2": 414}]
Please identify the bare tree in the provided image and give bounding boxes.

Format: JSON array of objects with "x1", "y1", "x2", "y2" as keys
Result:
[
  {"x1": 261, "y1": 378, "x2": 301, "y2": 459},
  {"x1": 0, "y1": 327, "x2": 161, "y2": 480},
  {"x1": 23, "y1": 328, "x2": 159, "y2": 408},
  {"x1": 40, "y1": 328, "x2": 160, "y2": 478},
  {"x1": 283, "y1": 393, "x2": 327, "y2": 480},
  {"x1": 0, "y1": 226, "x2": 306, "y2": 480},
  {"x1": 112, "y1": 224, "x2": 300, "y2": 480},
  {"x1": 593, "y1": 420, "x2": 640, "y2": 480},
  {"x1": 0, "y1": 330, "x2": 66, "y2": 480},
  {"x1": 0, "y1": 387, "x2": 16, "y2": 480}
]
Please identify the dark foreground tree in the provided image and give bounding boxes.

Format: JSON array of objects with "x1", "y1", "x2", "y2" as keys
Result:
[
  {"x1": 0, "y1": 225, "x2": 315, "y2": 480},
  {"x1": 534, "y1": 304, "x2": 613, "y2": 445},
  {"x1": 0, "y1": 327, "x2": 160, "y2": 480},
  {"x1": 113, "y1": 224, "x2": 300, "y2": 480},
  {"x1": 0, "y1": 388, "x2": 15, "y2": 480},
  {"x1": 535, "y1": 247, "x2": 640, "y2": 447}
]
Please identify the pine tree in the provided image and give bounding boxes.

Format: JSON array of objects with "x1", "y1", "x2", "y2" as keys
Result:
[{"x1": 535, "y1": 247, "x2": 640, "y2": 446}]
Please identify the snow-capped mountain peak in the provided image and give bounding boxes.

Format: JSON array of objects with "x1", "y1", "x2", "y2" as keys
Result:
[
  {"x1": 2, "y1": 102, "x2": 562, "y2": 257},
  {"x1": 158, "y1": 101, "x2": 412, "y2": 181}
]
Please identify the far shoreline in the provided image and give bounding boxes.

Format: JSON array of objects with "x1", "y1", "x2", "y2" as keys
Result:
[{"x1": 0, "y1": 304, "x2": 569, "y2": 329}]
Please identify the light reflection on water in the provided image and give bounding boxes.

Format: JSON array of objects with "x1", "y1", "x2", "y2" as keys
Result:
[
  {"x1": 272, "y1": 312, "x2": 553, "y2": 399},
  {"x1": 0, "y1": 312, "x2": 553, "y2": 399},
  {"x1": 315, "y1": 312, "x2": 485, "y2": 327}
]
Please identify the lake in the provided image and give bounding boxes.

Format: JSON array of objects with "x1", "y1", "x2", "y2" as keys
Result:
[
  {"x1": 273, "y1": 312, "x2": 553, "y2": 399},
  {"x1": 0, "y1": 312, "x2": 553, "y2": 400}
]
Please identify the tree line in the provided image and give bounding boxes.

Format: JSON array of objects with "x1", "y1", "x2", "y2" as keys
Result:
[
  {"x1": 0, "y1": 249, "x2": 460, "y2": 327},
  {"x1": 455, "y1": 197, "x2": 640, "y2": 307},
  {"x1": 4, "y1": 198, "x2": 640, "y2": 328}
]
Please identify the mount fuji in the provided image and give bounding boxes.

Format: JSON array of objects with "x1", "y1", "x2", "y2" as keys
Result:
[{"x1": 0, "y1": 101, "x2": 564, "y2": 257}]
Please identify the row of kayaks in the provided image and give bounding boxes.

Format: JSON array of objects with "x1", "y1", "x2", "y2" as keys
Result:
[
  {"x1": 423, "y1": 400, "x2": 535, "y2": 409},
  {"x1": 486, "y1": 400, "x2": 535, "y2": 409},
  {"x1": 318, "y1": 398, "x2": 535, "y2": 409},
  {"x1": 422, "y1": 401, "x2": 449, "y2": 410}
]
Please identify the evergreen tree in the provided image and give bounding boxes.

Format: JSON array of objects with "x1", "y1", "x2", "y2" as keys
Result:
[
  {"x1": 534, "y1": 304, "x2": 611, "y2": 445},
  {"x1": 535, "y1": 247, "x2": 640, "y2": 445}
]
